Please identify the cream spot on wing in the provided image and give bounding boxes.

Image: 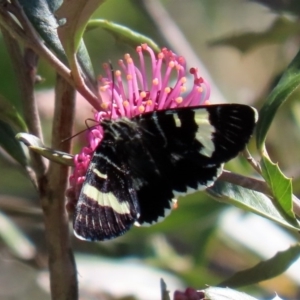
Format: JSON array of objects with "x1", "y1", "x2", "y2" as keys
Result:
[
  {"x1": 82, "y1": 184, "x2": 131, "y2": 214},
  {"x1": 174, "y1": 115, "x2": 181, "y2": 127},
  {"x1": 93, "y1": 168, "x2": 107, "y2": 179},
  {"x1": 195, "y1": 110, "x2": 215, "y2": 157}
]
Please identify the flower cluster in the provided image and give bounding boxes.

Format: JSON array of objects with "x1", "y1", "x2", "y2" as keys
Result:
[{"x1": 67, "y1": 44, "x2": 210, "y2": 207}]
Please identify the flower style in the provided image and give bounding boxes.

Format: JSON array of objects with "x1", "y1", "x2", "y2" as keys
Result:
[{"x1": 67, "y1": 44, "x2": 210, "y2": 208}]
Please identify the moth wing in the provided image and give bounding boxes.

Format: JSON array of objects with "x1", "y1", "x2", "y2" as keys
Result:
[
  {"x1": 73, "y1": 144, "x2": 140, "y2": 241},
  {"x1": 130, "y1": 104, "x2": 257, "y2": 224},
  {"x1": 74, "y1": 104, "x2": 257, "y2": 238}
]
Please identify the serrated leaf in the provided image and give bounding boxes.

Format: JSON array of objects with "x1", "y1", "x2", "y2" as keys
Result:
[
  {"x1": 56, "y1": 0, "x2": 105, "y2": 56},
  {"x1": 256, "y1": 47, "x2": 300, "y2": 151},
  {"x1": 207, "y1": 181, "x2": 300, "y2": 231},
  {"x1": 18, "y1": 0, "x2": 95, "y2": 87},
  {"x1": 219, "y1": 244, "x2": 300, "y2": 288},
  {"x1": 87, "y1": 19, "x2": 160, "y2": 52},
  {"x1": 261, "y1": 156, "x2": 296, "y2": 223},
  {"x1": 203, "y1": 286, "x2": 258, "y2": 300},
  {"x1": 0, "y1": 121, "x2": 28, "y2": 167},
  {"x1": 209, "y1": 17, "x2": 300, "y2": 53},
  {"x1": 0, "y1": 95, "x2": 27, "y2": 132},
  {"x1": 16, "y1": 133, "x2": 74, "y2": 166}
]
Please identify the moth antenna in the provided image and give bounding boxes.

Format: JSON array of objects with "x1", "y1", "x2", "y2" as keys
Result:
[
  {"x1": 60, "y1": 119, "x2": 99, "y2": 144},
  {"x1": 85, "y1": 118, "x2": 99, "y2": 129},
  {"x1": 62, "y1": 62, "x2": 115, "y2": 145}
]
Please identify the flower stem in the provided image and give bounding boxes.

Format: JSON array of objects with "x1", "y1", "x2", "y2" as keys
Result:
[{"x1": 42, "y1": 74, "x2": 78, "y2": 300}]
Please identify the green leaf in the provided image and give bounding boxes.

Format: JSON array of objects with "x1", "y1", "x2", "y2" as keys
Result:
[
  {"x1": 204, "y1": 286, "x2": 258, "y2": 300},
  {"x1": 219, "y1": 244, "x2": 300, "y2": 288},
  {"x1": 19, "y1": 0, "x2": 95, "y2": 87},
  {"x1": 251, "y1": 0, "x2": 300, "y2": 16},
  {"x1": 16, "y1": 133, "x2": 74, "y2": 166},
  {"x1": 209, "y1": 17, "x2": 300, "y2": 53},
  {"x1": 87, "y1": 19, "x2": 160, "y2": 52},
  {"x1": 0, "y1": 95, "x2": 27, "y2": 132},
  {"x1": 0, "y1": 211, "x2": 36, "y2": 260},
  {"x1": 0, "y1": 121, "x2": 28, "y2": 167},
  {"x1": 207, "y1": 181, "x2": 300, "y2": 231},
  {"x1": 56, "y1": 0, "x2": 105, "y2": 56},
  {"x1": 261, "y1": 156, "x2": 296, "y2": 223},
  {"x1": 256, "y1": 47, "x2": 300, "y2": 151}
]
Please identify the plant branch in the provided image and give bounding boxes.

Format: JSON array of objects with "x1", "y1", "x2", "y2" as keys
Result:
[
  {"x1": 0, "y1": 1, "x2": 101, "y2": 110},
  {"x1": 219, "y1": 170, "x2": 270, "y2": 195},
  {"x1": 243, "y1": 148, "x2": 262, "y2": 174},
  {"x1": 41, "y1": 74, "x2": 78, "y2": 300}
]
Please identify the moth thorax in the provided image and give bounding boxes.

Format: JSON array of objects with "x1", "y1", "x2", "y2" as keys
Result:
[{"x1": 102, "y1": 118, "x2": 138, "y2": 141}]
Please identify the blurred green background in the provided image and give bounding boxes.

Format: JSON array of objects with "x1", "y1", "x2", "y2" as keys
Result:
[{"x1": 1, "y1": 0, "x2": 300, "y2": 299}]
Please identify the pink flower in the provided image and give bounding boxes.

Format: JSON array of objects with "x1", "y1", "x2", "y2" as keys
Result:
[
  {"x1": 67, "y1": 44, "x2": 210, "y2": 209},
  {"x1": 174, "y1": 287, "x2": 204, "y2": 300}
]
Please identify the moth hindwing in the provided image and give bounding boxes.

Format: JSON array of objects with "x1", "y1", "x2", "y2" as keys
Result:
[{"x1": 73, "y1": 104, "x2": 258, "y2": 241}]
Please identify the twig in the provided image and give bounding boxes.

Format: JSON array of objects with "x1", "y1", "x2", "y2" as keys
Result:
[
  {"x1": 1, "y1": 4, "x2": 79, "y2": 297},
  {"x1": 243, "y1": 147, "x2": 262, "y2": 174},
  {"x1": 41, "y1": 74, "x2": 78, "y2": 300},
  {"x1": 219, "y1": 170, "x2": 270, "y2": 195},
  {"x1": 0, "y1": 1, "x2": 101, "y2": 110}
]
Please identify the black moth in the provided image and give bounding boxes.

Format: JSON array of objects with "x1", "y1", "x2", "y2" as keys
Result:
[{"x1": 73, "y1": 104, "x2": 257, "y2": 241}]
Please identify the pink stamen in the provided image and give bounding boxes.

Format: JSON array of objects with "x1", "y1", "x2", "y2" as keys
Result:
[
  {"x1": 69, "y1": 44, "x2": 211, "y2": 202},
  {"x1": 165, "y1": 77, "x2": 186, "y2": 107},
  {"x1": 142, "y1": 44, "x2": 157, "y2": 80},
  {"x1": 136, "y1": 45, "x2": 148, "y2": 90},
  {"x1": 152, "y1": 52, "x2": 164, "y2": 90}
]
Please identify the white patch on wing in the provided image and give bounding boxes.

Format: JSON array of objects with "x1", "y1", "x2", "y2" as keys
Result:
[
  {"x1": 156, "y1": 208, "x2": 171, "y2": 224},
  {"x1": 92, "y1": 168, "x2": 107, "y2": 179},
  {"x1": 136, "y1": 207, "x2": 171, "y2": 227},
  {"x1": 134, "y1": 198, "x2": 178, "y2": 227},
  {"x1": 195, "y1": 109, "x2": 215, "y2": 157},
  {"x1": 73, "y1": 230, "x2": 88, "y2": 241},
  {"x1": 82, "y1": 184, "x2": 131, "y2": 215},
  {"x1": 174, "y1": 115, "x2": 181, "y2": 127},
  {"x1": 173, "y1": 165, "x2": 223, "y2": 197}
]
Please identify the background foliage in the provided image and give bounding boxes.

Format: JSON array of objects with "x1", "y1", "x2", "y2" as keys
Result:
[{"x1": 1, "y1": 0, "x2": 300, "y2": 299}]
